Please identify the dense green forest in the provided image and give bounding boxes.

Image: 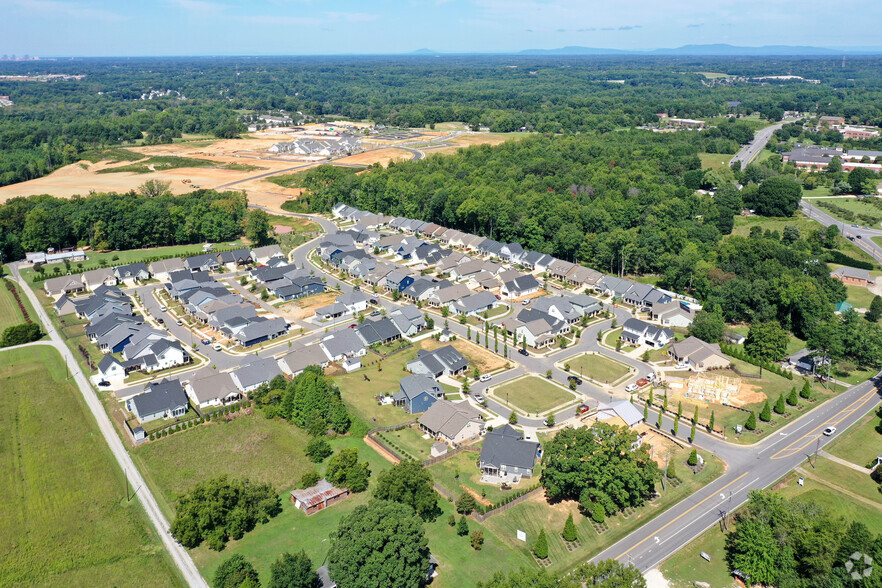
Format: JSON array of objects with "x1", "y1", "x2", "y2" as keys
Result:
[
  {"x1": 0, "y1": 189, "x2": 248, "y2": 256},
  {"x1": 3, "y1": 55, "x2": 882, "y2": 186}
]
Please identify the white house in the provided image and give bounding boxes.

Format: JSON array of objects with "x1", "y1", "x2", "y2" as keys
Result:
[{"x1": 621, "y1": 318, "x2": 673, "y2": 348}]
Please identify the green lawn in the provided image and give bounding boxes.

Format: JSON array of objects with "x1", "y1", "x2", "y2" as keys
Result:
[
  {"x1": 377, "y1": 424, "x2": 437, "y2": 461},
  {"x1": 698, "y1": 153, "x2": 732, "y2": 171},
  {"x1": 0, "y1": 277, "x2": 39, "y2": 332},
  {"x1": 815, "y1": 197, "x2": 882, "y2": 227},
  {"x1": 428, "y1": 450, "x2": 515, "y2": 507},
  {"x1": 0, "y1": 346, "x2": 181, "y2": 586},
  {"x1": 826, "y1": 406, "x2": 882, "y2": 468},
  {"x1": 802, "y1": 186, "x2": 834, "y2": 197},
  {"x1": 484, "y1": 447, "x2": 724, "y2": 575},
  {"x1": 565, "y1": 352, "x2": 632, "y2": 385},
  {"x1": 809, "y1": 458, "x2": 882, "y2": 505},
  {"x1": 730, "y1": 213, "x2": 820, "y2": 238},
  {"x1": 846, "y1": 284, "x2": 876, "y2": 309},
  {"x1": 335, "y1": 348, "x2": 420, "y2": 427},
  {"x1": 490, "y1": 376, "x2": 578, "y2": 415},
  {"x1": 131, "y1": 414, "x2": 314, "y2": 520}
]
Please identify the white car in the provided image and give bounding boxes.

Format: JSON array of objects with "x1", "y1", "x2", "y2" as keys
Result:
[
  {"x1": 646, "y1": 373, "x2": 656, "y2": 382},
  {"x1": 159, "y1": 305, "x2": 167, "y2": 312},
  {"x1": 674, "y1": 363, "x2": 688, "y2": 370},
  {"x1": 823, "y1": 427, "x2": 836, "y2": 436},
  {"x1": 625, "y1": 383, "x2": 638, "y2": 393},
  {"x1": 473, "y1": 394, "x2": 484, "y2": 403},
  {"x1": 212, "y1": 343, "x2": 223, "y2": 351},
  {"x1": 479, "y1": 374, "x2": 492, "y2": 382}
]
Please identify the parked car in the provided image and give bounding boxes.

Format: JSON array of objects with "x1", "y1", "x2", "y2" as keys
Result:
[
  {"x1": 176, "y1": 319, "x2": 183, "y2": 326},
  {"x1": 159, "y1": 305, "x2": 167, "y2": 312},
  {"x1": 479, "y1": 374, "x2": 492, "y2": 382},
  {"x1": 646, "y1": 373, "x2": 656, "y2": 382},
  {"x1": 518, "y1": 348, "x2": 529, "y2": 356},
  {"x1": 823, "y1": 426, "x2": 836, "y2": 436},
  {"x1": 567, "y1": 375, "x2": 583, "y2": 386},
  {"x1": 578, "y1": 404, "x2": 592, "y2": 414},
  {"x1": 212, "y1": 343, "x2": 222, "y2": 351},
  {"x1": 98, "y1": 380, "x2": 110, "y2": 387},
  {"x1": 856, "y1": 235, "x2": 862, "y2": 239},
  {"x1": 353, "y1": 285, "x2": 360, "y2": 291},
  {"x1": 639, "y1": 306, "x2": 651, "y2": 313},
  {"x1": 636, "y1": 378, "x2": 649, "y2": 387},
  {"x1": 369, "y1": 310, "x2": 381, "y2": 317},
  {"x1": 473, "y1": 394, "x2": 484, "y2": 403},
  {"x1": 674, "y1": 363, "x2": 688, "y2": 370},
  {"x1": 369, "y1": 299, "x2": 378, "y2": 304},
  {"x1": 157, "y1": 318, "x2": 164, "y2": 324},
  {"x1": 521, "y1": 299, "x2": 531, "y2": 306},
  {"x1": 624, "y1": 383, "x2": 638, "y2": 393}
]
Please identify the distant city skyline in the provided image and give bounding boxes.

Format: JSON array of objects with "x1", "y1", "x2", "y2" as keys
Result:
[{"x1": 1, "y1": 0, "x2": 880, "y2": 57}]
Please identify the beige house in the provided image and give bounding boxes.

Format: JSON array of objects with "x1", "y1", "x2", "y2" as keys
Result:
[
  {"x1": 668, "y1": 337, "x2": 730, "y2": 371},
  {"x1": 418, "y1": 399, "x2": 484, "y2": 445}
]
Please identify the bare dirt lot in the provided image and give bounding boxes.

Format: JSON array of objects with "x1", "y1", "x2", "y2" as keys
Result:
[
  {"x1": 334, "y1": 148, "x2": 413, "y2": 166},
  {"x1": 286, "y1": 292, "x2": 339, "y2": 320}
]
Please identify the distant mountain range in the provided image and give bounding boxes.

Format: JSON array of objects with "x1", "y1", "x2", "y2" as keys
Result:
[{"x1": 411, "y1": 44, "x2": 882, "y2": 56}]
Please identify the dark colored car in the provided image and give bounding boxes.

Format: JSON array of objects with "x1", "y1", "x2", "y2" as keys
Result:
[
  {"x1": 518, "y1": 348, "x2": 529, "y2": 356},
  {"x1": 567, "y1": 375, "x2": 582, "y2": 386},
  {"x1": 157, "y1": 317, "x2": 164, "y2": 324},
  {"x1": 201, "y1": 339, "x2": 210, "y2": 345},
  {"x1": 98, "y1": 380, "x2": 110, "y2": 387}
]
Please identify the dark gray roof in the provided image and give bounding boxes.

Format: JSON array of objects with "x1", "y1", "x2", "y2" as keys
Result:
[
  {"x1": 454, "y1": 291, "x2": 497, "y2": 313},
  {"x1": 236, "y1": 317, "x2": 288, "y2": 343},
  {"x1": 398, "y1": 375, "x2": 442, "y2": 400},
  {"x1": 356, "y1": 317, "x2": 400, "y2": 345},
  {"x1": 504, "y1": 275, "x2": 540, "y2": 293},
  {"x1": 479, "y1": 425, "x2": 539, "y2": 471},
  {"x1": 321, "y1": 329, "x2": 365, "y2": 357},
  {"x1": 131, "y1": 379, "x2": 187, "y2": 417},
  {"x1": 232, "y1": 357, "x2": 283, "y2": 390}
]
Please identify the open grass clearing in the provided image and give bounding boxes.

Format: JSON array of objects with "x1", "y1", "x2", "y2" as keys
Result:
[
  {"x1": 808, "y1": 457, "x2": 882, "y2": 505},
  {"x1": 335, "y1": 347, "x2": 420, "y2": 427},
  {"x1": 698, "y1": 153, "x2": 732, "y2": 171},
  {"x1": 489, "y1": 376, "x2": 578, "y2": 415},
  {"x1": 428, "y1": 449, "x2": 515, "y2": 507},
  {"x1": 826, "y1": 405, "x2": 882, "y2": 468},
  {"x1": 131, "y1": 413, "x2": 314, "y2": 520},
  {"x1": 730, "y1": 212, "x2": 820, "y2": 238},
  {"x1": 96, "y1": 155, "x2": 263, "y2": 174},
  {"x1": 564, "y1": 352, "x2": 632, "y2": 385},
  {"x1": 846, "y1": 284, "x2": 876, "y2": 309},
  {"x1": 377, "y1": 423, "x2": 436, "y2": 461},
  {"x1": 0, "y1": 346, "x2": 181, "y2": 586},
  {"x1": 79, "y1": 147, "x2": 146, "y2": 164},
  {"x1": 484, "y1": 446, "x2": 724, "y2": 574},
  {"x1": 815, "y1": 197, "x2": 882, "y2": 227},
  {"x1": 0, "y1": 277, "x2": 38, "y2": 332}
]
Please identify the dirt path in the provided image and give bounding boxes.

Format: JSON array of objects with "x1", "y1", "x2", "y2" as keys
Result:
[{"x1": 364, "y1": 434, "x2": 400, "y2": 464}]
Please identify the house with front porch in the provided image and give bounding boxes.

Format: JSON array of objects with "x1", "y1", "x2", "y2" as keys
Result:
[
  {"x1": 418, "y1": 399, "x2": 484, "y2": 445},
  {"x1": 184, "y1": 371, "x2": 242, "y2": 409},
  {"x1": 128, "y1": 379, "x2": 189, "y2": 424},
  {"x1": 621, "y1": 318, "x2": 673, "y2": 348},
  {"x1": 479, "y1": 425, "x2": 540, "y2": 479}
]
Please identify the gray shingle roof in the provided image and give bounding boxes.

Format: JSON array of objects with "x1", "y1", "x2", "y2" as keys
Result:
[
  {"x1": 479, "y1": 425, "x2": 539, "y2": 471},
  {"x1": 131, "y1": 379, "x2": 187, "y2": 418}
]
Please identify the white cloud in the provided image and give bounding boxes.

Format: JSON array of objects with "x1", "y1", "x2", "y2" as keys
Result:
[{"x1": 12, "y1": 0, "x2": 127, "y2": 22}]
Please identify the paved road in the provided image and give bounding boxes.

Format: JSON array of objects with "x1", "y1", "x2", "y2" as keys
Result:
[
  {"x1": 9, "y1": 264, "x2": 209, "y2": 588},
  {"x1": 730, "y1": 122, "x2": 784, "y2": 168},
  {"x1": 800, "y1": 199, "x2": 882, "y2": 265}
]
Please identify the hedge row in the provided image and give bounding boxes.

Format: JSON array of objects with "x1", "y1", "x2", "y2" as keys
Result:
[
  {"x1": 721, "y1": 344, "x2": 793, "y2": 380},
  {"x1": 822, "y1": 249, "x2": 874, "y2": 272},
  {"x1": 487, "y1": 482, "x2": 542, "y2": 512},
  {"x1": 148, "y1": 417, "x2": 204, "y2": 440}
]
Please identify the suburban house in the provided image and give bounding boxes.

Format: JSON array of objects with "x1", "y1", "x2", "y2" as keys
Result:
[
  {"x1": 519, "y1": 251, "x2": 554, "y2": 272},
  {"x1": 355, "y1": 317, "x2": 401, "y2": 346},
  {"x1": 668, "y1": 337, "x2": 730, "y2": 371},
  {"x1": 53, "y1": 295, "x2": 78, "y2": 316},
  {"x1": 314, "y1": 301, "x2": 349, "y2": 320},
  {"x1": 479, "y1": 425, "x2": 540, "y2": 479},
  {"x1": 290, "y1": 479, "x2": 350, "y2": 516},
  {"x1": 451, "y1": 291, "x2": 498, "y2": 316},
  {"x1": 595, "y1": 400, "x2": 645, "y2": 428},
  {"x1": 97, "y1": 354, "x2": 127, "y2": 382},
  {"x1": 515, "y1": 317, "x2": 562, "y2": 348},
  {"x1": 651, "y1": 301, "x2": 697, "y2": 327},
  {"x1": 251, "y1": 244, "x2": 285, "y2": 265},
  {"x1": 427, "y1": 283, "x2": 471, "y2": 307},
  {"x1": 127, "y1": 379, "x2": 189, "y2": 424},
  {"x1": 621, "y1": 318, "x2": 674, "y2": 348},
  {"x1": 530, "y1": 296, "x2": 583, "y2": 324},
  {"x1": 216, "y1": 248, "x2": 253, "y2": 269},
  {"x1": 268, "y1": 276, "x2": 325, "y2": 301},
  {"x1": 121, "y1": 337, "x2": 191, "y2": 373},
  {"x1": 394, "y1": 375, "x2": 444, "y2": 414},
  {"x1": 830, "y1": 266, "x2": 873, "y2": 287},
  {"x1": 383, "y1": 270, "x2": 414, "y2": 293},
  {"x1": 113, "y1": 263, "x2": 150, "y2": 285},
  {"x1": 320, "y1": 330, "x2": 367, "y2": 362},
  {"x1": 548, "y1": 259, "x2": 576, "y2": 281},
  {"x1": 407, "y1": 346, "x2": 468, "y2": 379},
  {"x1": 234, "y1": 317, "x2": 289, "y2": 347},
  {"x1": 418, "y1": 399, "x2": 484, "y2": 445},
  {"x1": 788, "y1": 349, "x2": 829, "y2": 373},
  {"x1": 185, "y1": 371, "x2": 242, "y2": 408},
  {"x1": 337, "y1": 290, "x2": 368, "y2": 314},
  {"x1": 569, "y1": 293, "x2": 604, "y2": 317},
  {"x1": 184, "y1": 253, "x2": 220, "y2": 273},
  {"x1": 231, "y1": 357, "x2": 284, "y2": 392},
  {"x1": 566, "y1": 265, "x2": 605, "y2": 289},
  {"x1": 81, "y1": 268, "x2": 118, "y2": 291},
  {"x1": 279, "y1": 344, "x2": 331, "y2": 376},
  {"x1": 500, "y1": 275, "x2": 540, "y2": 300},
  {"x1": 389, "y1": 305, "x2": 427, "y2": 337},
  {"x1": 44, "y1": 275, "x2": 86, "y2": 298},
  {"x1": 148, "y1": 258, "x2": 186, "y2": 281}
]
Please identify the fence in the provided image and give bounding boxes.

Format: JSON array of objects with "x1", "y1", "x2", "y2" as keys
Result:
[{"x1": 473, "y1": 484, "x2": 544, "y2": 522}]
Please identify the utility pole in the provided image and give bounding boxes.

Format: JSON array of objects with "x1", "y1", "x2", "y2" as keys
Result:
[{"x1": 814, "y1": 437, "x2": 820, "y2": 468}]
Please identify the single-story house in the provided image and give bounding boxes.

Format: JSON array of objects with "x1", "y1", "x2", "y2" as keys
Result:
[
  {"x1": 235, "y1": 317, "x2": 289, "y2": 347},
  {"x1": 407, "y1": 345, "x2": 468, "y2": 379},
  {"x1": 830, "y1": 266, "x2": 873, "y2": 287},
  {"x1": 451, "y1": 291, "x2": 498, "y2": 316},
  {"x1": 217, "y1": 248, "x2": 253, "y2": 269},
  {"x1": 290, "y1": 479, "x2": 350, "y2": 515},
  {"x1": 419, "y1": 399, "x2": 484, "y2": 445},
  {"x1": 44, "y1": 275, "x2": 85, "y2": 299},
  {"x1": 53, "y1": 295, "x2": 78, "y2": 316},
  {"x1": 251, "y1": 244, "x2": 285, "y2": 265},
  {"x1": 113, "y1": 263, "x2": 150, "y2": 284},
  {"x1": 279, "y1": 344, "x2": 331, "y2": 376},
  {"x1": 148, "y1": 258, "x2": 186, "y2": 281},
  {"x1": 314, "y1": 302, "x2": 349, "y2": 320},
  {"x1": 394, "y1": 375, "x2": 444, "y2": 414},
  {"x1": 479, "y1": 425, "x2": 540, "y2": 479},
  {"x1": 184, "y1": 253, "x2": 220, "y2": 273},
  {"x1": 355, "y1": 317, "x2": 401, "y2": 346},
  {"x1": 651, "y1": 301, "x2": 697, "y2": 328},
  {"x1": 667, "y1": 337, "x2": 730, "y2": 371},
  {"x1": 81, "y1": 267, "x2": 118, "y2": 291},
  {"x1": 185, "y1": 371, "x2": 242, "y2": 408},
  {"x1": 621, "y1": 318, "x2": 673, "y2": 348},
  {"x1": 788, "y1": 348, "x2": 829, "y2": 373},
  {"x1": 320, "y1": 329, "x2": 367, "y2": 361},
  {"x1": 127, "y1": 379, "x2": 189, "y2": 424}
]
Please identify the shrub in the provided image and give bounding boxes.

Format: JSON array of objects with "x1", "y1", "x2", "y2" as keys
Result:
[
  {"x1": 299, "y1": 469, "x2": 321, "y2": 489},
  {"x1": 533, "y1": 528, "x2": 549, "y2": 559},
  {"x1": 447, "y1": 514, "x2": 456, "y2": 527},
  {"x1": 774, "y1": 394, "x2": 786, "y2": 415},
  {"x1": 799, "y1": 380, "x2": 812, "y2": 399},
  {"x1": 470, "y1": 529, "x2": 484, "y2": 550},
  {"x1": 456, "y1": 492, "x2": 477, "y2": 514},
  {"x1": 787, "y1": 387, "x2": 799, "y2": 406},
  {"x1": 562, "y1": 513, "x2": 578, "y2": 542},
  {"x1": 456, "y1": 515, "x2": 469, "y2": 537},
  {"x1": 745, "y1": 412, "x2": 757, "y2": 431},
  {"x1": 305, "y1": 437, "x2": 333, "y2": 463},
  {"x1": 759, "y1": 401, "x2": 771, "y2": 422},
  {"x1": 592, "y1": 503, "x2": 605, "y2": 524},
  {"x1": 688, "y1": 449, "x2": 698, "y2": 466}
]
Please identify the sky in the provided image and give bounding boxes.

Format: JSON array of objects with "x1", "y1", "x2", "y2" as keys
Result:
[{"x1": 2, "y1": 0, "x2": 881, "y2": 57}]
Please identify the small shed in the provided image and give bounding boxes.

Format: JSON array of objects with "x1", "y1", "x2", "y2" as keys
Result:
[{"x1": 291, "y1": 479, "x2": 350, "y2": 515}]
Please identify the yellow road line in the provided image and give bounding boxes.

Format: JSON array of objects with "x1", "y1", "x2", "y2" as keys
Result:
[
  {"x1": 614, "y1": 472, "x2": 749, "y2": 561},
  {"x1": 770, "y1": 389, "x2": 878, "y2": 460}
]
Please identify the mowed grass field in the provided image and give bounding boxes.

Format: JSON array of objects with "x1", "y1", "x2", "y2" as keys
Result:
[
  {"x1": 0, "y1": 277, "x2": 38, "y2": 332},
  {"x1": 827, "y1": 406, "x2": 882, "y2": 468},
  {"x1": 0, "y1": 346, "x2": 181, "y2": 587},
  {"x1": 491, "y1": 376, "x2": 576, "y2": 414},
  {"x1": 131, "y1": 414, "x2": 314, "y2": 520},
  {"x1": 565, "y1": 352, "x2": 631, "y2": 385}
]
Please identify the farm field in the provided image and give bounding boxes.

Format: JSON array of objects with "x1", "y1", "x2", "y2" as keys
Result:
[
  {"x1": 490, "y1": 376, "x2": 577, "y2": 415},
  {"x1": 0, "y1": 345, "x2": 181, "y2": 587}
]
